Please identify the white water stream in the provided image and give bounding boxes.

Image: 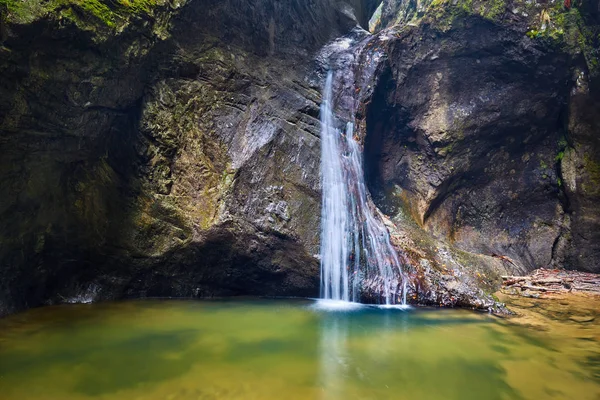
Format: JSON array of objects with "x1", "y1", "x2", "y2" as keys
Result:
[{"x1": 320, "y1": 69, "x2": 406, "y2": 305}]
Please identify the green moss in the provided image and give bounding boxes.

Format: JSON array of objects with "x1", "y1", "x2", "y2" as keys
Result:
[
  {"x1": 583, "y1": 153, "x2": 600, "y2": 194},
  {"x1": 576, "y1": 21, "x2": 600, "y2": 78},
  {"x1": 480, "y1": 0, "x2": 505, "y2": 21},
  {"x1": 524, "y1": 6, "x2": 599, "y2": 77},
  {"x1": 555, "y1": 136, "x2": 569, "y2": 162},
  {"x1": 558, "y1": 137, "x2": 568, "y2": 149},
  {"x1": 422, "y1": 0, "x2": 598, "y2": 75},
  {"x1": 426, "y1": 0, "x2": 506, "y2": 28},
  {"x1": 426, "y1": 0, "x2": 474, "y2": 30},
  {"x1": 0, "y1": 0, "x2": 165, "y2": 27},
  {"x1": 439, "y1": 142, "x2": 456, "y2": 156}
]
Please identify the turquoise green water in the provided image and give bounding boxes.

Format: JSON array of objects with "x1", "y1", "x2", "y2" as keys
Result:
[{"x1": 0, "y1": 298, "x2": 598, "y2": 400}]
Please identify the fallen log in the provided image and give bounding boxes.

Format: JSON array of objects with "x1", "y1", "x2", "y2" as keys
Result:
[
  {"x1": 531, "y1": 278, "x2": 563, "y2": 285},
  {"x1": 501, "y1": 276, "x2": 526, "y2": 281},
  {"x1": 501, "y1": 268, "x2": 600, "y2": 298},
  {"x1": 520, "y1": 285, "x2": 562, "y2": 292}
]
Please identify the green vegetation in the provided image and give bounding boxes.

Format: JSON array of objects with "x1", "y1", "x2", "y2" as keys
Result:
[
  {"x1": 426, "y1": 0, "x2": 474, "y2": 29},
  {"x1": 583, "y1": 153, "x2": 600, "y2": 194},
  {"x1": 0, "y1": 0, "x2": 165, "y2": 27},
  {"x1": 427, "y1": 0, "x2": 506, "y2": 26},
  {"x1": 419, "y1": 0, "x2": 599, "y2": 77},
  {"x1": 556, "y1": 137, "x2": 568, "y2": 162},
  {"x1": 558, "y1": 136, "x2": 568, "y2": 149},
  {"x1": 525, "y1": 6, "x2": 599, "y2": 77},
  {"x1": 480, "y1": 0, "x2": 505, "y2": 21},
  {"x1": 439, "y1": 142, "x2": 456, "y2": 156},
  {"x1": 555, "y1": 136, "x2": 568, "y2": 189}
]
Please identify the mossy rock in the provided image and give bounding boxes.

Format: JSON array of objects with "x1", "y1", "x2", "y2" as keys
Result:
[
  {"x1": 384, "y1": 0, "x2": 599, "y2": 79},
  {"x1": 0, "y1": 0, "x2": 179, "y2": 29},
  {"x1": 583, "y1": 153, "x2": 600, "y2": 195}
]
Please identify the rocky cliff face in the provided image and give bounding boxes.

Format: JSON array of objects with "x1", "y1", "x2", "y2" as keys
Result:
[
  {"x1": 0, "y1": 0, "x2": 375, "y2": 316},
  {"x1": 0, "y1": 0, "x2": 598, "y2": 316},
  {"x1": 355, "y1": 0, "x2": 600, "y2": 306}
]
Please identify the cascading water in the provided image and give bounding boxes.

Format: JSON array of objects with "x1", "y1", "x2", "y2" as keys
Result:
[
  {"x1": 320, "y1": 62, "x2": 407, "y2": 305},
  {"x1": 320, "y1": 71, "x2": 351, "y2": 302}
]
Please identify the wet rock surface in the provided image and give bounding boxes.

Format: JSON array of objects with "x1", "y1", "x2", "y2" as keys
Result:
[{"x1": 363, "y1": 16, "x2": 599, "y2": 273}]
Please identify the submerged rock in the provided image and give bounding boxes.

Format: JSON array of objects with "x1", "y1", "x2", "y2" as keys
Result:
[{"x1": 497, "y1": 288, "x2": 600, "y2": 328}]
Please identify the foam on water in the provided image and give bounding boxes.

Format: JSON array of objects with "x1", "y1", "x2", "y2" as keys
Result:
[
  {"x1": 310, "y1": 299, "x2": 366, "y2": 312},
  {"x1": 373, "y1": 304, "x2": 412, "y2": 311}
]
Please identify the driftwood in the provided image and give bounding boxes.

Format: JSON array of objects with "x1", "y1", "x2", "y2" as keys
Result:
[
  {"x1": 519, "y1": 285, "x2": 562, "y2": 292},
  {"x1": 501, "y1": 268, "x2": 600, "y2": 296},
  {"x1": 492, "y1": 254, "x2": 521, "y2": 269}
]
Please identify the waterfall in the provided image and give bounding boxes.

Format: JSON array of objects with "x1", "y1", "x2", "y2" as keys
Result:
[
  {"x1": 320, "y1": 71, "x2": 350, "y2": 302},
  {"x1": 319, "y1": 68, "x2": 406, "y2": 305}
]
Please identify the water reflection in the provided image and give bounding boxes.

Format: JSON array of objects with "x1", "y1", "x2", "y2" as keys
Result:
[
  {"x1": 0, "y1": 299, "x2": 598, "y2": 400},
  {"x1": 319, "y1": 313, "x2": 348, "y2": 400},
  {"x1": 318, "y1": 305, "x2": 413, "y2": 400}
]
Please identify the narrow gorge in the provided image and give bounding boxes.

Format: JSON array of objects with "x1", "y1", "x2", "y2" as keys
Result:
[
  {"x1": 0, "y1": 0, "x2": 599, "y2": 314},
  {"x1": 1, "y1": 1, "x2": 600, "y2": 399}
]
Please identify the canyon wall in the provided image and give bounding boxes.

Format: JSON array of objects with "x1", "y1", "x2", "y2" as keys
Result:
[{"x1": 0, "y1": 0, "x2": 598, "y2": 315}]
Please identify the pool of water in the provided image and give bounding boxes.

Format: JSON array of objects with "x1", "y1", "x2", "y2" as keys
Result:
[{"x1": 0, "y1": 298, "x2": 598, "y2": 400}]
